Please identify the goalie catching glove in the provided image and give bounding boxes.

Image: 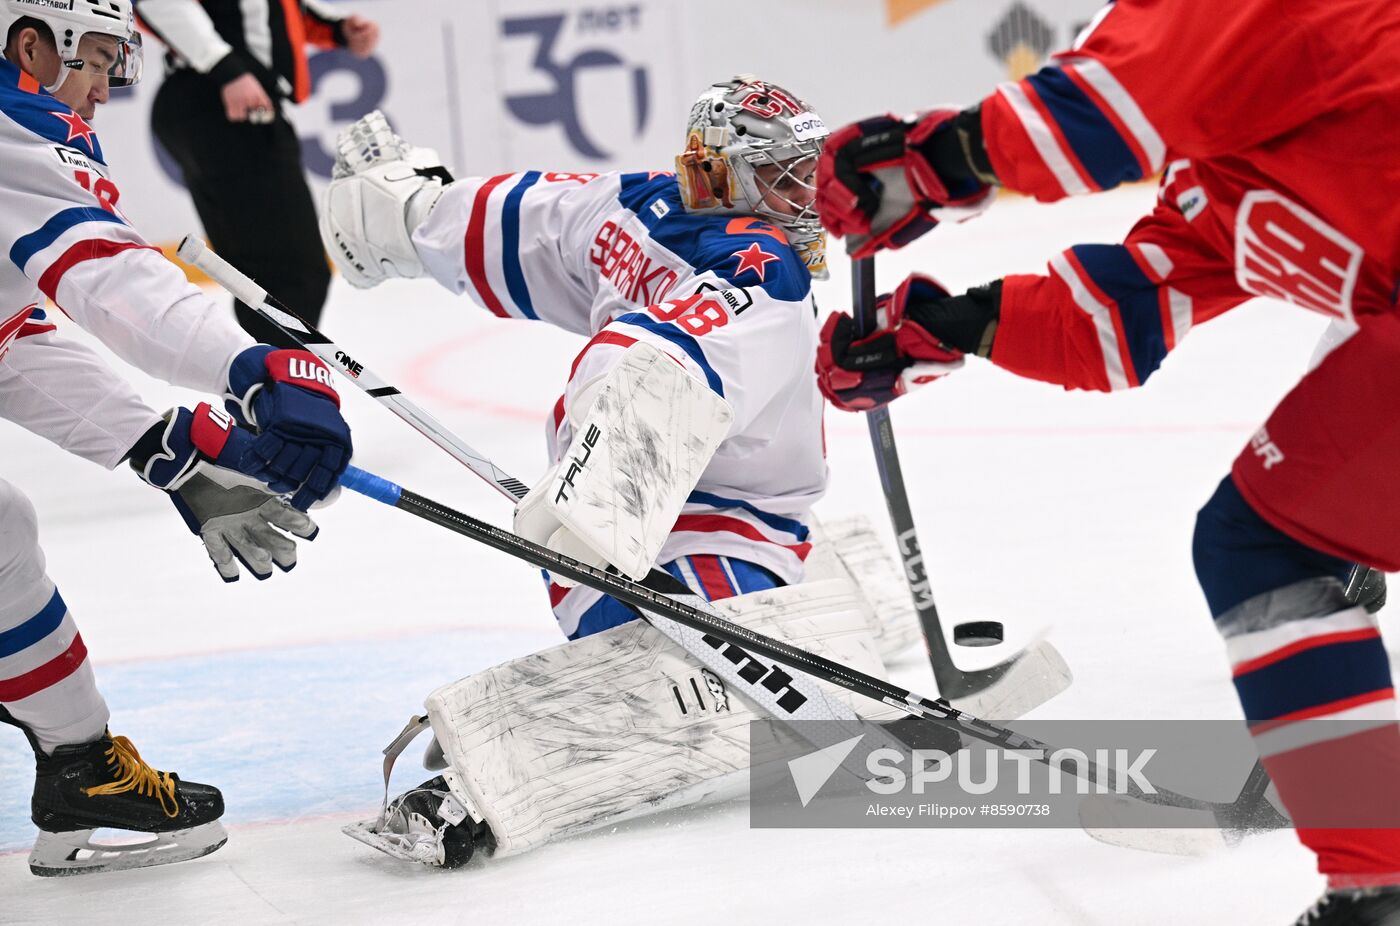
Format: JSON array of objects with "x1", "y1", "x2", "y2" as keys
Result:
[
  {"x1": 320, "y1": 110, "x2": 454, "y2": 288},
  {"x1": 514, "y1": 342, "x2": 733, "y2": 583},
  {"x1": 129, "y1": 404, "x2": 320, "y2": 582}
]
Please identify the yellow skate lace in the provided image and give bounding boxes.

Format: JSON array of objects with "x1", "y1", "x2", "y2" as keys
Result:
[{"x1": 82, "y1": 735, "x2": 181, "y2": 819}]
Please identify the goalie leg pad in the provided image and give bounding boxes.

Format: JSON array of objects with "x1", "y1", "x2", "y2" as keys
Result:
[
  {"x1": 803, "y1": 513, "x2": 925, "y2": 663},
  {"x1": 425, "y1": 579, "x2": 893, "y2": 857},
  {"x1": 515, "y1": 342, "x2": 734, "y2": 582}
]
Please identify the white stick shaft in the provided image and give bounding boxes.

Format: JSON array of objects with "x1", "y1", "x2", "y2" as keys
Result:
[
  {"x1": 177, "y1": 233, "x2": 527, "y2": 502},
  {"x1": 177, "y1": 235, "x2": 267, "y2": 308}
]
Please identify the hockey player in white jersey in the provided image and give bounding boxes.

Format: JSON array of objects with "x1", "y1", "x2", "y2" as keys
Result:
[
  {"x1": 321, "y1": 78, "x2": 933, "y2": 867},
  {"x1": 0, "y1": 0, "x2": 354, "y2": 875},
  {"x1": 326, "y1": 78, "x2": 850, "y2": 636}
]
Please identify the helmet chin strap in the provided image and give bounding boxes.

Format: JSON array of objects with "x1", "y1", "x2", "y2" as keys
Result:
[{"x1": 43, "y1": 64, "x2": 71, "y2": 94}]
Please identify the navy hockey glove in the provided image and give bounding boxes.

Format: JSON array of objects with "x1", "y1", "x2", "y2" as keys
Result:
[
  {"x1": 816, "y1": 109, "x2": 994, "y2": 258},
  {"x1": 129, "y1": 404, "x2": 320, "y2": 581},
  {"x1": 816, "y1": 274, "x2": 967, "y2": 412},
  {"x1": 225, "y1": 346, "x2": 353, "y2": 511},
  {"x1": 132, "y1": 402, "x2": 256, "y2": 490}
]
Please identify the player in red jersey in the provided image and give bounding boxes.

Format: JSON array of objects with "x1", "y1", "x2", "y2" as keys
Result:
[{"x1": 815, "y1": 1, "x2": 1400, "y2": 921}]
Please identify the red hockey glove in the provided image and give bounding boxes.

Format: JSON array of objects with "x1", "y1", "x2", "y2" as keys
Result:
[
  {"x1": 816, "y1": 110, "x2": 993, "y2": 258},
  {"x1": 816, "y1": 274, "x2": 964, "y2": 412}
]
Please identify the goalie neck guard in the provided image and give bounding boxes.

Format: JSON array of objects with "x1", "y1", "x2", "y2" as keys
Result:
[{"x1": 676, "y1": 75, "x2": 830, "y2": 279}]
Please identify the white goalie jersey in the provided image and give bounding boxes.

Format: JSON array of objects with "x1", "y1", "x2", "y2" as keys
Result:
[
  {"x1": 413, "y1": 170, "x2": 828, "y2": 617},
  {"x1": 0, "y1": 60, "x2": 253, "y2": 468}
]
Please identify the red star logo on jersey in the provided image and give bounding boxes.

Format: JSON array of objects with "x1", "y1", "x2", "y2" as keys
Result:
[
  {"x1": 51, "y1": 110, "x2": 97, "y2": 153},
  {"x1": 730, "y1": 242, "x2": 781, "y2": 281}
]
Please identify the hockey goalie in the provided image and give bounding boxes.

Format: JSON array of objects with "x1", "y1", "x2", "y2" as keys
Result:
[{"x1": 319, "y1": 78, "x2": 947, "y2": 867}]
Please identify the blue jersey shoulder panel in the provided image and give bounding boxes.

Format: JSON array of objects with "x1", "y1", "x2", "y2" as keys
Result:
[
  {"x1": 616, "y1": 172, "x2": 811, "y2": 303},
  {"x1": 0, "y1": 60, "x2": 107, "y2": 165}
]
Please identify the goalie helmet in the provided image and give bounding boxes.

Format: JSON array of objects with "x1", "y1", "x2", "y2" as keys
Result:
[
  {"x1": 676, "y1": 75, "x2": 830, "y2": 279},
  {"x1": 0, "y1": 0, "x2": 143, "y2": 91}
]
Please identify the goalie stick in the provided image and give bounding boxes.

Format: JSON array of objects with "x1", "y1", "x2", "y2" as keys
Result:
[
  {"x1": 339, "y1": 463, "x2": 1286, "y2": 838},
  {"x1": 851, "y1": 255, "x2": 1044, "y2": 699},
  {"x1": 179, "y1": 236, "x2": 1267, "y2": 838},
  {"x1": 1079, "y1": 753, "x2": 1282, "y2": 856}
]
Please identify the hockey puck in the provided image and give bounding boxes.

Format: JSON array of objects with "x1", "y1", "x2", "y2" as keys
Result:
[{"x1": 953, "y1": 621, "x2": 1004, "y2": 647}]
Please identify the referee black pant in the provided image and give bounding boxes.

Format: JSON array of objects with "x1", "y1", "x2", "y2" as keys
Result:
[{"x1": 152, "y1": 71, "x2": 330, "y2": 348}]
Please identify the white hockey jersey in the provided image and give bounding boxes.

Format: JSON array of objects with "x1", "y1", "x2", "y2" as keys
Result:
[
  {"x1": 0, "y1": 59, "x2": 254, "y2": 468},
  {"x1": 413, "y1": 170, "x2": 827, "y2": 628}
]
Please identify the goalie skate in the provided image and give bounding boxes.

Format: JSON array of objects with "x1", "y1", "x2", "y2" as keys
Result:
[{"x1": 343, "y1": 775, "x2": 489, "y2": 869}]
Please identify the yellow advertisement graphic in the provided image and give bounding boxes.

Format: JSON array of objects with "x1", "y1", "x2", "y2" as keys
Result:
[
  {"x1": 886, "y1": 0, "x2": 950, "y2": 27},
  {"x1": 888, "y1": 1, "x2": 1058, "y2": 80}
]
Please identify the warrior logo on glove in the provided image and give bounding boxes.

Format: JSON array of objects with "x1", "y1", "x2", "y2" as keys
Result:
[
  {"x1": 225, "y1": 345, "x2": 353, "y2": 511},
  {"x1": 286, "y1": 357, "x2": 337, "y2": 391}
]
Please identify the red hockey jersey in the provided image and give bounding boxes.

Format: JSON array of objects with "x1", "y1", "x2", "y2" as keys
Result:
[{"x1": 977, "y1": 0, "x2": 1400, "y2": 391}]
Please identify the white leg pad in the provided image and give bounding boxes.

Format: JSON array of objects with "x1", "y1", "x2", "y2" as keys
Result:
[
  {"x1": 803, "y1": 513, "x2": 924, "y2": 663},
  {"x1": 514, "y1": 342, "x2": 733, "y2": 582},
  {"x1": 425, "y1": 579, "x2": 894, "y2": 857}
]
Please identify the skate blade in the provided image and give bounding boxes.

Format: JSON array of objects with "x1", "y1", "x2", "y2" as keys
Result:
[
  {"x1": 29, "y1": 820, "x2": 228, "y2": 877},
  {"x1": 948, "y1": 639, "x2": 1072, "y2": 720},
  {"x1": 1078, "y1": 794, "x2": 1229, "y2": 857},
  {"x1": 343, "y1": 818, "x2": 445, "y2": 867}
]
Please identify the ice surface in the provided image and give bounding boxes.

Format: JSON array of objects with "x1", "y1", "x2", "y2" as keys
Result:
[{"x1": 1, "y1": 185, "x2": 1370, "y2": 924}]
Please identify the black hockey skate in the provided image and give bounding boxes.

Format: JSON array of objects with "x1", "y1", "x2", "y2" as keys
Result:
[
  {"x1": 29, "y1": 730, "x2": 227, "y2": 876},
  {"x1": 344, "y1": 776, "x2": 492, "y2": 869},
  {"x1": 1295, "y1": 887, "x2": 1400, "y2": 925}
]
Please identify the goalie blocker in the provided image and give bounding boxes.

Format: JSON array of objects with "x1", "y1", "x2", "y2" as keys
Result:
[{"x1": 515, "y1": 342, "x2": 733, "y2": 583}]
